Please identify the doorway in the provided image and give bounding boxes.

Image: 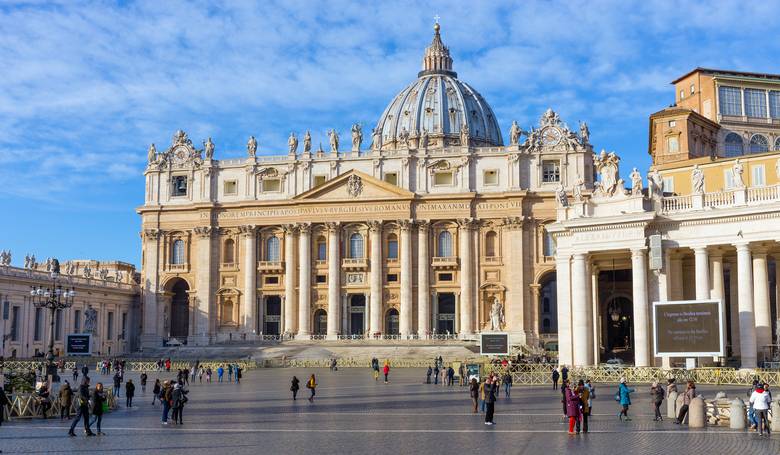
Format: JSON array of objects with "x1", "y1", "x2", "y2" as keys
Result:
[
  {"x1": 264, "y1": 295, "x2": 282, "y2": 335},
  {"x1": 437, "y1": 293, "x2": 456, "y2": 334},
  {"x1": 349, "y1": 294, "x2": 365, "y2": 335}
]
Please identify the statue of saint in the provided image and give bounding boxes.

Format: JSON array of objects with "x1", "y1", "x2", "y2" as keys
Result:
[
  {"x1": 490, "y1": 297, "x2": 504, "y2": 331},
  {"x1": 247, "y1": 136, "x2": 257, "y2": 158},
  {"x1": 579, "y1": 121, "x2": 590, "y2": 144},
  {"x1": 204, "y1": 137, "x2": 214, "y2": 159},
  {"x1": 147, "y1": 143, "x2": 157, "y2": 163},
  {"x1": 630, "y1": 167, "x2": 643, "y2": 196},
  {"x1": 732, "y1": 158, "x2": 745, "y2": 188},
  {"x1": 351, "y1": 124, "x2": 362, "y2": 152},
  {"x1": 303, "y1": 130, "x2": 312, "y2": 153},
  {"x1": 372, "y1": 128, "x2": 381, "y2": 151},
  {"x1": 419, "y1": 128, "x2": 429, "y2": 149},
  {"x1": 691, "y1": 164, "x2": 705, "y2": 194},
  {"x1": 288, "y1": 132, "x2": 298, "y2": 155},
  {"x1": 509, "y1": 120, "x2": 522, "y2": 145},
  {"x1": 328, "y1": 129, "x2": 339, "y2": 152},
  {"x1": 460, "y1": 123, "x2": 470, "y2": 147}
]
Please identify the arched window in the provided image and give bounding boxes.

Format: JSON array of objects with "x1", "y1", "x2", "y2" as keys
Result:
[
  {"x1": 349, "y1": 233, "x2": 364, "y2": 258},
  {"x1": 387, "y1": 234, "x2": 399, "y2": 259},
  {"x1": 749, "y1": 134, "x2": 769, "y2": 154},
  {"x1": 485, "y1": 231, "x2": 497, "y2": 257},
  {"x1": 724, "y1": 133, "x2": 744, "y2": 157},
  {"x1": 316, "y1": 236, "x2": 327, "y2": 261},
  {"x1": 265, "y1": 236, "x2": 280, "y2": 261},
  {"x1": 171, "y1": 239, "x2": 185, "y2": 264},
  {"x1": 775, "y1": 137, "x2": 780, "y2": 151},
  {"x1": 223, "y1": 239, "x2": 235, "y2": 264},
  {"x1": 437, "y1": 231, "x2": 453, "y2": 257}
]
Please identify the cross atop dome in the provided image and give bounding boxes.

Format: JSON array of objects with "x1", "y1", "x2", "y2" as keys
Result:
[{"x1": 420, "y1": 21, "x2": 455, "y2": 77}]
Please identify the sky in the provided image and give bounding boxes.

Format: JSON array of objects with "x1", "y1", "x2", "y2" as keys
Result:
[{"x1": 2, "y1": 0, "x2": 780, "y2": 268}]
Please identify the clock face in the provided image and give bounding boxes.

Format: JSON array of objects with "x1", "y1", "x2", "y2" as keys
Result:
[{"x1": 541, "y1": 127, "x2": 562, "y2": 146}]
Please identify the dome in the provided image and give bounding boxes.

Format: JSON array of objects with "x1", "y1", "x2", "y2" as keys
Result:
[{"x1": 374, "y1": 24, "x2": 503, "y2": 149}]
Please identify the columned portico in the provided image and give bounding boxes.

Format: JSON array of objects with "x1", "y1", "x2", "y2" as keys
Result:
[
  {"x1": 327, "y1": 222, "x2": 341, "y2": 339},
  {"x1": 297, "y1": 223, "x2": 311, "y2": 338}
]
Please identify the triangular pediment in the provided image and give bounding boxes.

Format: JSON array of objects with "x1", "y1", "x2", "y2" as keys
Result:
[{"x1": 294, "y1": 169, "x2": 414, "y2": 201}]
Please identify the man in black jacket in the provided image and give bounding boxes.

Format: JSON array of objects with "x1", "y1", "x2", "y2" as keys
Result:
[{"x1": 68, "y1": 377, "x2": 95, "y2": 436}]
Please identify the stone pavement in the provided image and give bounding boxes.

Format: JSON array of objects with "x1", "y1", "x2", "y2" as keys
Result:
[{"x1": 1, "y1": 368, "x2": 778, "y2": 454}]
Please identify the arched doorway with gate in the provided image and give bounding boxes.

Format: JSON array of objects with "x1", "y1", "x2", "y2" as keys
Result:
[{"x1": 168, "y1": 278, "x2": 190, "y2": 341}]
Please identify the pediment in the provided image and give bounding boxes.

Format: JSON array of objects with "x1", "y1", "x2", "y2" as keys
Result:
[{"x1": 294, "y1": 170, "x2": 414, "y2": 201}]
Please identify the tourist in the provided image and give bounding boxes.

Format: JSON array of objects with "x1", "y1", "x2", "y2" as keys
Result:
[
  {"x1": 59, "y1": 381, "x2": 73, "y2": 419},
  {"x1": 426, "y1": 366, "x2": 432, "y2": 384},
  {"x1": 383, "y1": 361, "x2": 390, "y2": 383},
  {"x1": 152, "y1": 379, "x2": 161, "y2": 405},
  {"x1": 90, "y1": 382, "x2": 107, "y2": 435},
  {"x1": 307, "y1": 374, "x2": 317, "y2": 402},
  {"x1": 140, "y1": 372, "x2": 148, "y2": 393},
  {"x1": 551, "y1": 367, "x2": 560, "y2": 390},
  {"x1": 433, "y1": 364, "x2": 440, "y2": 385},
  {"x1": 750, "y1": 383, "x2": 771, "y2": 436},
  {"x1": 227, "y1": 364, "x2": 233, "y2": 382},
  {"x1": 125, "y1": 379, "x2": 135, "y2": 407},
  {"x1": 171, "y1": 383, "x2": 188, "y2": 425},
  {"x1": 502, "y1": 372, "x2": 512, "y2": 398},
  {"x1": 674, "y1": 381, "x2": 696, "y2": 425},
  {"x1": 469, "y1": 378, "x2": 479, "y2": 413},
  {"x1": 112, "y1": 371, "x2": 121, "y2": 397},
  {"x1": 161, "y1": 381, "x2": 172, "y2": 424},
  {"x1": 68, "y1": 376, "x2": 95, "y2": 437},
  {"x1": 484, "y1": 375, "x2": 497, "y2": 425},
  {"x1": 578, "y1": 380, "x2": 590, "y2": 433},
  {"x1": 217, "y1": 365, "x2": 224, "y2": 383},
  {"x1": 565, "y1": 381, "x2": 581, "y2": 434},
  {"x1": 291, "y1": 376, "x2": 300, "y2": 400},
  {"x1": 651, "y1": 381, "x2": 664, "y2": 421},
  {"x1": 617, "y1": 378, "x2": 634, "y2": 421}
]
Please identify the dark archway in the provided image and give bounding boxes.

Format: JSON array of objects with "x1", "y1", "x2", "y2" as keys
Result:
[
  {"x1": 170, "y1": 279, "x2": 190, "y2": 339},
  {"x1": 385, "y1": 308, "x2": 399, "y2": 335}
]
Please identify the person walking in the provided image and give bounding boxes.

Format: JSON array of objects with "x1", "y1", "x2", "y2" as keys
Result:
[
  {"x1": 502, "y1": 372, "x2": 512, "y2": 398},
  {"x1": 152, "y1": 379, "x2": 161, "y2": 405},
  {"x1": 469, "y1": 378, "x2": 479, "y2": 413},
  {"x1": 112, "y1": 372, "x2": 121, "y2": 397},
  {"x1": 307, "y1": 374, "x2": 317, "y2": 402},
  {"x1": 651, "y1": 381, "x2": 664, "y2": 421},
  {"x1": 383, "y1": 362, "x2": 390, "y2": 383},
  {"x1": 617, "y1": 377, "x2": 635, "y2": 421},
  {"x1": 565, "y1": 381, "x2": 581, "y2": 434},
  {"x1": 291, "y1": 376, "x2": 300, "y2": 400},
  {"x1": 125, "y1": 379, "x2": 135, "y2": 408},
  {"x1": 750, "y1": 383, "x2": 772, "y2": 436},
  {"x1": 426, "y1": 366, "x2": 432, "y2": 384},
  {"x1": 674, "y1": 381, "x2": 696, "y2": 425},
  {"x1": 161, "y1": 381, "x2": 172, "y2": 424},
  {"x1": 484, "y1": 376, "x2": 497, "y2": 425},
  {"x1": 90, "y1": 382, "x2": 107, "y2": 435},
  {"x1": 68, "y1": 377, "x2": 95, "y2": 437},
  {"x1": 578, "y1": 380, "x2": 590, "y2": 433},
  {"x1": 551, "y1": 367, "x2": 560, "y2": 390},
  {"x1": 59, "y1": 381, "x2": 73, "y2": 420}
]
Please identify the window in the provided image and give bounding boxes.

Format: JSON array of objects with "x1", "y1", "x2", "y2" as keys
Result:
[
  {"x1": 11, "y1": 306, "x2": 19, "y2": 341},
  {"x1": 542, "y1": 161, "x2": 560, "y2": 183},
  {"x1": 434, "y1": 172, "x2": 453, "y2": 186},
  {"x1": 223, "y1": 180, "x2": 237, "y2": 195},
  {"x1": 438, "y1": 273, "x2": 453, "y2": 282},
  {"x1": 34, "y1": 307, "x2": 43, "y2": 341},
  {"x1": 386, "y1": 274, "x2": 398, "y2": 282},
  {"x1": 718, "y1": 86, "x2": 742, "y2": 116},
  {"x1": 265, "y1": 236, "x2": 280, "y2": 261},
  {"x1": 775, "y1": 137, "x2": 780, "y2": 152},
  {"x1": 770, "y1": 91, "x2": 780, "y2": 119},
  {"x1": 262, "y1": 179, "x2": 281, "y2": 192},
  {"x1": 667, "y1": 136, "x2": 679, "y2": 154},
  {"x1": 690, "y1": 83, "x2": 695, "y2": 94},
  {"x1": 74, "y1": 309, "x2": 81, "y2": 333},
  {"x1": 485, "y1": 231, "x2": 497, "y2": 257},
  {"x1": 314, "y1": 175, "x2": 327, "y2": 187},
  {"x1": 384, "y1": 173, "x2": 398, "y2": 185},
  {"x1": 316, "y1": 236, "x2": 327, "y2": 260},
  {"x1": 171, "y1": 239, "x2": 185, "y2": 264},
  {"x1": 744, "y1": 88, "x2": 767, "y2": 118},
  {"x1": 171, "y1": 175, "x2": 188, "y2": 196},
  {"x1": 669, "y1": 120, "x2": 676, "y2": 128},
  {"x1": 724, "y1": 133, "x2": 743, "y2": 157},
  {"x1": 542, "y1": 229, "x2": 555, "y2": 257},
  {"x1": 55, "y1": 309, "x2": 63, "y2": 341},
  {"x1": 387, "y1": 234, "x2": 398, "y2": 259},
  {"x1": 223, "y1": 238, "x2": 235, "y2": 264},
  {"x1": 107, "y1": 312, "x2": 114, "y2": 340},
  {"x1": 121, "y1": 313, "x2": 127, "y2": 340},
  {"x1": 265, "y1": 276, "x2": 279, "y2": 285},
  {"x1": 349, "y1": 233, "x2": 364, "y2": 258},
  {"x1": 437, "y1": 231, "x2": 453, "y2": 257},
  {"x1": 662, "y1": 177, "x2": 674, "y2": 194},
  {"x1": 316, "y1": 275, "x2": 327, "y2": 284},
  {"x1": 752, "y1": 165, "x2": 766, "y2": 187},
  {"x1": 724, "y1": 169, "x2": 735, "y2": 189},
  {"x1": 749, "y1": 134, "x2": 769, "y2": 154},
  {"x1": 483, "y1": 170, "x2": 498, "y2": 185}
]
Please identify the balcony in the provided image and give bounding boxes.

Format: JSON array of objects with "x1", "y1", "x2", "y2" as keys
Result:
[
  {"x1": 257, "y1": 261, "x2": 285, "y2": 272},
  {"x1": 432, "y1": 256, "x2": 459, "y2": 269},
  {"x1": 341, "y1": 258, "x2": 369, "y2": 270}
]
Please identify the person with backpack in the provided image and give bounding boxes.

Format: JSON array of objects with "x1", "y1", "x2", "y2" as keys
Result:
[
  {"x1": 617, "y1": 377, "x2": 635, "y2": 421},
  {"x1": 306, "y1": 374, "x2": 317, "y2": 402},
  {"x1": 651, "y1": 381, "x2": 665, "y2": 421}
]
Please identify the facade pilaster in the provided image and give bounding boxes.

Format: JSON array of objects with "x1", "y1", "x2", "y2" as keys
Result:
[
  {"x1": 735, "y1": 243, "x2": 757, "y2": 368},
  {"x1": 399, "y1": 220, "x2": 413, "y2": 337},
  {"x1": 631, "y1": 248, "x2": 650, "y2": 367},
  {"x1": 368, "y1": 221, "x2": 383, "y2": 336},
  {"x1": 417, "y1": 221, "x2": 430, "y2": 337},
  {"x1": 297, "y1": 223, "x2": 312, "y2": 338},
  {"x1": 283, "y1": 224, "x2": 298, "y2": 335},
  {"x1": 326, "y1": 222, "x2": 341, "y2": 339},
  {"x1": 458, "y1": 219, "x2": 475, "y2": 337}
]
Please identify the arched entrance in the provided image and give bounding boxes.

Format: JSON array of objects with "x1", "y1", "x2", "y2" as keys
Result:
[
  {"x1": 169, "y1": 279, "x2": 190, "y2": 339},
  {"x1": 313, "y1": 309, "x2": 327, "y2": 335},
  {"x1": 385, "y1": 308, "x2": 399, "y2": 335}
]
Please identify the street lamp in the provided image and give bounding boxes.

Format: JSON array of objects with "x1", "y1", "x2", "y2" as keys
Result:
[{"x1": 29, "y1": 259, "x2": 75, "y2": 380}]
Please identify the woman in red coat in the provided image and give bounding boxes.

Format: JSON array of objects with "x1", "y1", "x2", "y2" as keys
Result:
[{"x1": 383, "y1": 362, "x2": 390, "y2": 383}]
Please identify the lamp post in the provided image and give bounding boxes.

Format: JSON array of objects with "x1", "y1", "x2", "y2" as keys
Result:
[{"x1": 29, "y1": 259, "x2": 75, "y2": 381}]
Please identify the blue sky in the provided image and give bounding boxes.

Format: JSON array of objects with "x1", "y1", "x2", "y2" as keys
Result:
[{"x1": 2, "y1": 0, "x2": 779, "y2": 268}]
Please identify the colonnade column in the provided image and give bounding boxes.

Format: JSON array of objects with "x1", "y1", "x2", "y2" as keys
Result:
[
  {"x1": 571, "y1": 253, "x2": 591, "y2": 366},
  {"x1": 693, "y1": 247, "x2": 710, "y2": 300},
  {"x1": 631, "y1": 248, "x2": 650, "y2": 367},
  {"x1": 240, "y1": 225, "x2": 257, "y2": 335},
  {"x1": 735, "y1": 243, "x2": 757, "y2": 369},
  {"x1": 297, "y1": 223, "x2": 311, "y2": 338},
  {"x1": 458, "y1": 219, "x2": 475, "y2": 337},
  {"x1": 368, "y1": 221, "x2": 383, "y2": 336},
  {"x1": 555, "y1": 254, "x2": 572, "y2": 366},
  {"x1": 326, "y1": 222, "x2": 341, "y2": 339},
  {"x1": 399, "y1": 220, "x2": 413, "y2": 337},
  {"x1": 417, "y1": 221, "x2": 431, "y2": 337},
  {"x1": 753, "y1": 249, "x2": 771, "y2": 354},
  {"x1": 283, "y1": 225, "x2": 298, "y2": 335}
]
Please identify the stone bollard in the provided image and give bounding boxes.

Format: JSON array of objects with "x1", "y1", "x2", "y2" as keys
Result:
[
  {"x1": 730, "y1": 398, "x2": 746, "y2": 429},
  {"x1": 772, "y1": 401, "x2": 780, "y2": 432},
  {"x1": 688, "y1": 397, "x2": 706, "y2": 428},
  {"x1": 668, "y1": 391, "x2": 678, "y2": 419}
]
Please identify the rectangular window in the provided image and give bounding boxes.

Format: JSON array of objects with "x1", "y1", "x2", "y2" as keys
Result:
[
  {"x1": 666, "y1": 137, "x2": 679, "y2": 153},
  {"x1": 121, "y1": 313, "x2": 127, "y2": 341},
  {"x1": 662, "y1": 177, "x2": 675, "y2": 194},
  {"x1": 314, "y1": 175, "x2": 327, "y2": 187},
  {"x1": 386, "y1": 274, "x2": 398, "y2": 282},
  {"x1": 223, "y1": 180, "x2": 237, "y2": 195},
  {"x1": 483, "y1": 169, "x2": 498, "y2": 185},
  {"x1": 55, "y1": 309, "x2": 63, "y2": 341},
  {"x1": 433, "y1": 172, "x2": 453, "y2": 186},
  {"x1": 744, "y1": 88, "x2": 767, "y2": 118},
  {"x1": 752, "y1": 165, "x2": 766, "y2": 187},
  {"x1": 316, "y1": 275, "x2": 327, "y2": 284},
  {"x1": 724, "y1": 169, "x2": 734, "y2": 189},
  {"x1": 384, "y1": 172, "x2": 398, "y2": 185},
  {"x1": 261, "y1": 179, "x2": 281, "y2": 192},
  {"x1": 542, "y1": 161, "x2": 560, "y2": 183},
  {"x1": 11, "y1": 306, "x2": 19, "y2": 341},
  {"x1": 769, "y1": 91, "x2": 780, "y2": 119},
  {"x1": 438, "y1": 273, "x2": 453, "y2": 282},
  {"x1": 107, "y1": 312, "x2": 114, "y2": 340},
  {"x1": 34, "y1": 307, "x2": 43, "y2": 341},
  {"x1": 74, "y1": 309, "x2": 81, "y2": 333},
  {"x1": 718, "y1": 86, "x2": 742, "y2": 116},
  {"x1": 265, "y1": 276, "x2": 279, "y2": 285},
  {"x1": 171, "y1": 175, "x2": 188, "y2": 196}
]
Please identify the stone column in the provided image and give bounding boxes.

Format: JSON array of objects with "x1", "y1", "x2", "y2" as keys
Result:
[
  {"x1": 694, "y1": 247, "x2": 710, "y2": 300},
  {"x1": 555, "y1": 254, "x2": 572, "y2": 366},
  {"x1": 417, "y1": 221, "x2": 431, "y2": 337},
  {"x1": 283, "y1": 224, "x2": 297, "y2": 335},
  {"x1": 193, "y1": 226, "x2": 214, "y2": 345},
  {"x1": 369, "y1": 221, "x2": 383, "y2": 336},
  {"x1": 753, "y1": 250, "x2": 771, "y2": 354},
  {"x1": 571, "y1": 253, "x2": 591, "y2": 366},
  {"x1": 458, "y1": 219, "x2": 475, "y2": 337},
  {"x1": 728, "y1": 261, "x2": 740, "y2": 357},
  {"x1": 141, "y1": 229, "x2": 162, "y2": 347},
  {"x1": 631, "y1": 248, "x2": 650, "y2": 367},
  {"x1": 399, "y1": 220, "x2": 414, "y2": 337},
  {"x1": 326, "y1": 222, "x2": 341, "y2": 339},
  {"x1": 240, "y1": 225, "x2": 257, "y2": 335},
  {"x1": 297, "y1": 223, "x2": 311, "y2": 338},
  {"x1": 735, "y1": 243, "x2": 757, "y2": 369}
]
